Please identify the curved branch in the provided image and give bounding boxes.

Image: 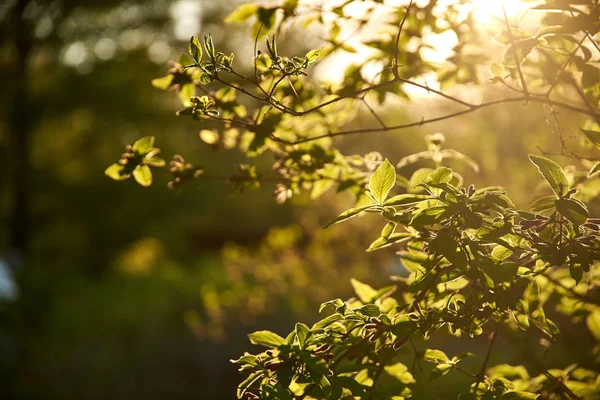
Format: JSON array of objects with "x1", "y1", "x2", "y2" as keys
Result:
[{"x1": 286, "y1": 95, "x2": 599, "y2": 145}]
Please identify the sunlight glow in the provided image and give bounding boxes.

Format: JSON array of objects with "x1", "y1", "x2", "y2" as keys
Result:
[{"x1": 470, "y1": 0, "x2": 526, "y2": 23}]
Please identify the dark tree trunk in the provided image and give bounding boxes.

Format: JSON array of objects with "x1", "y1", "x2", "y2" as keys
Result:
[{"x1": 8, "y1": 0, "x2": 32, "y2": 266}]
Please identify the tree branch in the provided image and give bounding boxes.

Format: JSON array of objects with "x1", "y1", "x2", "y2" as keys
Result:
[{"x1": 472, "y1": 319, "x2": 502, "y2": 394}]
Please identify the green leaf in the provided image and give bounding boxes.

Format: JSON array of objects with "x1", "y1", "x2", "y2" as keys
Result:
[
  {"x1": 490, "y1": 63, "x2": 505, "y2": 78},
  {"x1": 237, "y1": 372, "x2": 262, "y2": 399},
  {"x1": 535, "y1": 25, "x2": 563, "y2": 38},
  {"x1": 105, "y1": 163, "x2": 130, "y2": 181},
  {"x1": 384, "y1": 363, "x2": 415, "y2": 384},
  {"x1": 588, "y1": 162, "x2": 600, "y2": 178},
  {"x1": 529, "y1": 154, "x2": 569, "y2": 197},
  {"x1": 581, "y1": 129, "x2": 600, "y2": 149},
  {"x1": 151, "y1": 75, "x2": 174, "y2": 90},
  {"x1": 198, "y1": 72, "x2": 211, "y2": 85},
  {"x1": 324, "y1": 205, "x2": 373, "y2": 228},
  {"x1": 383, "y1": 194, "x2": 431, "y2": 206},
  {"x1": 391, "y1": 315, "x2": 416, "y2": 337},
  {"x1": 481, "y1": 261, "x2": 519, "y2": 283},
  {"x1": 356, "y1": 304, "x2": 380, "y2": 317},
  {"x1": 225, "y1": 3, "x2": 258, "y2": 23},
  {"x1": 248, "y1": 330, "x2": 286, "y2": 348},
  {"x1": 555, "y1": 198, "x2": 588, "y2": 227},
  {"x1": 144, "y1": 157, "x2": 165, "y2": 167},
  {"x1": 491, "y1": 245, "x2": 513, "y2": 261},
  {"x1": 426, "y1": 167, "x2": 453, "y2": 185},
  {"x1": 319, "y1": 375, "x2": 332, "y2": 398},
  {"x1": 350, "y1": 279, "x2": 377, "y2": 303},
  {"x1": 178, "y1": 83, "x2": 195, "y2": 107},
  {"x1": 305, "y1": 48, "x2": 321, "y2": 63},
  {"x1": 300, "y1": 352, "x2": 329, "y2": 376},
  {"x1": 133, "y1": 165, "x2": 153, "y2": 187},
  {"x1": 311, "y1": 179, "x2": 334, "y2": 199},
  {"x1": 312, "y1": 314, "x2": 342, "y2": 330},
  {"x1": 366, "y1": 233, "x2": 410, "y2": 252},
  {"x1": 189, "y1": 35, "x2": 202, "y2": 63},
  {"x1": 409, "y1": 206, "x2": 447, "y2": 229},
  {"x1": 295, "y1": 323, "x2": 310, "y2": 348},
  {"x1": 586, "y1": 310, "x2": 600, "y2": 342},
  {"x1": 200, "y1": 129, "x2": 219, "y2": 145},
  {"x1": 369, "y1": 159, "x2": 396, "y2": 204},
  {"x1": 132, "y1": 136, "x2": 155, "y2": 155},
  {"x1": 569, "y1": 263, "x2": 583, "y2": 284},
  {"x1": 424, "y1": 349, "x2": 450, "y2": 364},
  {"x1": 429, "y1": 363, "x2": 452, "y2": 380},
  {"x1": 500, "y1": 391, "x2": 540, "y2": 400},
  {"x1": 493, "y1": 28, "x2": 531, "y2": 45},
  {"x1": 530, "y1": 196, "x2": 556, "y2": 212}
]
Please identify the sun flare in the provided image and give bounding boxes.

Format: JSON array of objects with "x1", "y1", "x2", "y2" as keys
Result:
[{"x1": 470, "y1": 0, "x2": 527, "y2": 23}]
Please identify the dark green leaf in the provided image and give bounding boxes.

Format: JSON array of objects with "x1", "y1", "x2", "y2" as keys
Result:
[
  {"x1": 569, "y1": 263, "x2": 583, "y2": 284},
  {"x1": 530, "y1": 196, "x2": 556, "y2": 212},
  {"x1": 581, "y1": 129, "x2": 600, "y2": 149},
  {"x1": 295, "y1": 323, "x2": 310, "y2": 348},
  {"x1": 500, "y1": 391, "x2": 540, "y2": 399},
  {"x1": 555, "y1": 198, "x2": 588, "y2": 227},
  {"x1": 189, "y1": 36, "x2": 202, "y2": 63},
  {"x1": 237, "y1": 372, "x2": 262, "y2": 399}
]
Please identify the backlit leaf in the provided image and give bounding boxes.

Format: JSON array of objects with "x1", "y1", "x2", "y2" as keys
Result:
[
  {"x1": 248, "y1": 330, "x2": 286, "y2": 348},
  {"x1": 225, "y1": 3, "x2": 258, "y2": 23},
  {"x1": 133, "y1": 165, "x2": 152, "y2": 187},
  {"x1": 369, "y1": 159, "x2": 396, "y2": 204},
  {"x1": 529, "y1": 154, "x2": 569, "y2": 197}
]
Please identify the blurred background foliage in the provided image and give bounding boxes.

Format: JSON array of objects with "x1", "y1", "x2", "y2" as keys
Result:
[{"x1": 0, "y1": 0, "x2": 598, "y2": 399}]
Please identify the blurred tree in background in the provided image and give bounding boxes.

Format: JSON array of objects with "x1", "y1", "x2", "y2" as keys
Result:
[{"x1": 2, "y1": 0, "x2": 600, "y2": 399}]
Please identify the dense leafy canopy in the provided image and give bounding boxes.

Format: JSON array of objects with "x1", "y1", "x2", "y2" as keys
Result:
[{"x1": 106, "y1": 0, "x2": 600, "y2": 398}]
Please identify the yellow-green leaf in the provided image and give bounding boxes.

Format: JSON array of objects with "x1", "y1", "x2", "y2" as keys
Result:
[
  {"x1": 248, "y1": 330, "x2": 286, "y2": 348},
  {"x1": 225, "y1": 3, "x2": 258, "y2": 24},
  {"x1": 133, "y1": 165, "x2": 152, "y2": 187},
  {"x1": 132, "y1": 136, "x2": 155, "y2": 155},
  {"x1": 151, "y1": 75, "x2": 174, "y2": 90},
  {"x1": 325, "y1": 205, "x2": 373, "y2": 228},
  {"x1": 369, "y1": 159, "x2": 396, "y2": 204},
  {"x1": 105, "y1": 163, "x2": 130, "y2": 181},
  {"x1": 529, "y1": 154, "x2": 569, "y2": 197}
]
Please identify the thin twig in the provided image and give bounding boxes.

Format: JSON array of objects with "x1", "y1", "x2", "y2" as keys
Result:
[
  {"x1": 543, "y1": 273, "x2": 600, "y2": 306},
  {"x1": 472, "y1": 319, "x2": 502, "y2": 394},
  {"x1": 369, "y1": 350, "x2": 393, "y2": 400},
  {"x1": 361, "y1": 97, "x2": 387, "y2": 128},
  {"x1": 393, "y1": 0, "x2": 413, "y2": 79},
  {"x1": 546, "y1": 35, "x2": 586, "y2": 97},
  {"x1": 502, "y1": 4, "x2": 529, "y2": 97},
  {"x1": 286, "y1": 95, "x2": 599, "y2": 145}
]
